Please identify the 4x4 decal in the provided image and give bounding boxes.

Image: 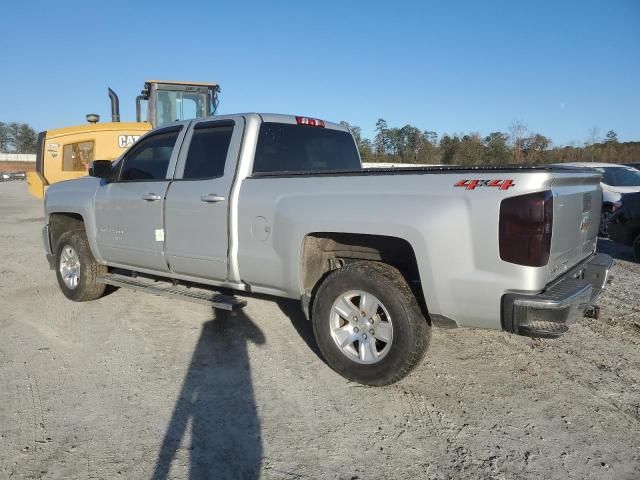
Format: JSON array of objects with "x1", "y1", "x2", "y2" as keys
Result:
[{"x1": 454, "y1": 179, "x2": 515, "y2": 190}]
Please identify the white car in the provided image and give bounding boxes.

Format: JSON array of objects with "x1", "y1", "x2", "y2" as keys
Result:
[{"x1": 559, "y1": 162, "x2": 640, "y2": 236}]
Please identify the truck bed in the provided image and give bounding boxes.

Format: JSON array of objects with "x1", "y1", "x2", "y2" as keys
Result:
[{"x1": 251, "y1": 164, "x2": 595, "y2": 178}]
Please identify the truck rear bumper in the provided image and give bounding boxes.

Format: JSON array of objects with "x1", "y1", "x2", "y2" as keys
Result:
[{"x1": 502, "y1": 253, "x2": 613, "y2": 338}]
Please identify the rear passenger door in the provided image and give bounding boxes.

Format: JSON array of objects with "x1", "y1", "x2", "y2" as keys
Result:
[{"x1": 164, "y1": 118, "x2": 243, "y2": 280}]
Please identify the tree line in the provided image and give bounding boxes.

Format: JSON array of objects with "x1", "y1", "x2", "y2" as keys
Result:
[
  {"x1": 341, "y1": 119, "x2": 639, "y2": 165},
  {"x1": 0, "y1": 122, "x2": 38, "y2": 154},
  {"x1": 2, "y1": 118, "x2": 638, "y2": 164}
]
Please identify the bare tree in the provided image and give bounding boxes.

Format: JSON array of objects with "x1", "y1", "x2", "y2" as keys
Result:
[
  {"x1": 521, "y1": 134, "x2": 551, "y2": 164},
  {"x1": 509, "y1": 120, "x2": 528, "y2": 163},
  {"x1": 0, "y1": 122, "x2": 9, "y2": 152},
  {"x1": 586, "y1": 126, "x2": 600, "y2": 162}
]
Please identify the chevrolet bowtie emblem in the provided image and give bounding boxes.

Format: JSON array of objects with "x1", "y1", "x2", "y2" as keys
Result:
[{"x1": 580, "y1": 214, "x2": 590, "y2": 233}]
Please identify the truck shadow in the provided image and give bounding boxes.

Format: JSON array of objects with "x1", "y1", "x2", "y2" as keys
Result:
[
  {"x1": 275, "y1": 298, "x2": 324, "y2": 360},
  {"x1": 151, "y1": 309, "x2": 265, "y2": 480}
]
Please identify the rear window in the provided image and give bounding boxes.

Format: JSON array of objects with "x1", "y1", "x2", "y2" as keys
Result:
[
  {"x1": 596, "y1": 167, "x2": 640, "y2": 187},
  {"x1": 252, "y1": 122, "x2": 361, "y2": 174}
]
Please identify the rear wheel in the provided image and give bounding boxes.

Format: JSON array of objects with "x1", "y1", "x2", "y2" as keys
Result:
[
  {"x1": 311, "y1": 261, "x2": 430, "y2": 386},
  {"x1": 599, "y1": 209, "x2": 613, "y2": 237},
  {"x1": 55, "y1": 230, "x2": 107, "y2": 301}
]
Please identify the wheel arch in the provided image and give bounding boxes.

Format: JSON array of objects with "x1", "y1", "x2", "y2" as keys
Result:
[
  {"x1": 299, "y1": 232, "x2": 430, "y2": 323},
  {"x1": 49, "y1": 212, "x2": 86, "y2": 250}
]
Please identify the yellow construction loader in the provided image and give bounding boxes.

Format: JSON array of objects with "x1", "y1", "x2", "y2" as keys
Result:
[{"x1": 27, "y1": 80, "x2": 220, "y2": 198}]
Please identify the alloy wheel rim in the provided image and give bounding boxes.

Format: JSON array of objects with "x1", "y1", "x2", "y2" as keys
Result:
[
  {"x1": 329, "y1": 290, "x2": 393, "y2": 364},
  {"x1": 59, "y1": 245, "x2": 81, "y2": 290}
]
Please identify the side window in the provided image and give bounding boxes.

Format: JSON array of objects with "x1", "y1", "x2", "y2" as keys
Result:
[
  {"x1": 180, "y1": 97, "x2": 197, "y2": 120},
  {"x1": 182, "y1": 125, "x2": 233, "y2": 179},
  {"x1": 120, "y1": 130, "x2": 180, "y2": 181},
  {"x1": 62, "y1": 141, "x2": 94, "y2": 171}
]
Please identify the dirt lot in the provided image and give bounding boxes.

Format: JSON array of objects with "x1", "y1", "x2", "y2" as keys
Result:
[{"x1": 1, "y1": 181, "x2": 639, "y2": 480}]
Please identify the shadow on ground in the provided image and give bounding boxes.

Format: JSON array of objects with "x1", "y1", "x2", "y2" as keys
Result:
[
  {"x1": 276, "y1": 298, "x2": 324, "y2": 360},
  {"x1": 152, "y1": 309, "x2": 265, "y2": 480},
  {"x1": 597, "y1": 237, "x2": 636, "y2": 262}
]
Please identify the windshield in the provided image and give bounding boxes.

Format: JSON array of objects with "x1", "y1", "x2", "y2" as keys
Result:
[
  {"x1": 595, "y1": 166, "x2": 640, "y2": 187},
  {"x1": 155, "y1": 90, "x2": 208, "y2": 126}
]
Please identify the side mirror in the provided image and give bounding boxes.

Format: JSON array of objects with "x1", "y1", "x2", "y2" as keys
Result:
[{"x1": 90, "y1": 160, "x2": 113, "y2": 179}]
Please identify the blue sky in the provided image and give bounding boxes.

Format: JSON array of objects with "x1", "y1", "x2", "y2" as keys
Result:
[{"x1": 2, "y1": 0, "x2": 638, "y2": 146}]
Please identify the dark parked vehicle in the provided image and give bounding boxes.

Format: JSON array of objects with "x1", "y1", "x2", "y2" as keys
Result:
[
  {"x1": 10, "y1": 171, "x2": 26, "y2": 180},
  {"x1": 608, "y1": 192, "x2": 640, "y2": 262}
]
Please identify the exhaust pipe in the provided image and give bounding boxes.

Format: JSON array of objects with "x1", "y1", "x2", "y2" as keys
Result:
[{"x1": 108, "y1": 88, "x2": 120, "y2": 122}]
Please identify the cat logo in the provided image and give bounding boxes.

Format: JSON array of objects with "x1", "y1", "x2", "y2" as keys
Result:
[
  {"x1": 46, "y1": 143, "x2": 60, "y2": 158},
  {"x1": 118, "y1": 135, "x2": 141, "y2": 148}
]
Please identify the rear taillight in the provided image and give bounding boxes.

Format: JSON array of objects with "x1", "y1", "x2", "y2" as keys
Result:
[
  {"x1": 499, "y1": 190, "x2": 553, "y2": 267},
  {"x1": 295, "y1": 116, "x2": 325, "y2": 127}
]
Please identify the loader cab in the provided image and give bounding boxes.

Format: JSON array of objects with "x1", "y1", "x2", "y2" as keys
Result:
[
  {"x1": 27, "y1": 79, "x2": 221, "y2": 199},
  {"x1": 136, "y1": 80, "x2": 220, "y2": 128}
]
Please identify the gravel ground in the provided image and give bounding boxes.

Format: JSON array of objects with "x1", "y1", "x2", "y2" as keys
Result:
[{"x1": 1, "y1": 181, "x2": 639, "y2": 480}]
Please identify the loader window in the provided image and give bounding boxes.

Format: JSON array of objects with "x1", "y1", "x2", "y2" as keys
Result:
[
  {"x1": 156, "y1": 90, "x2": 208, "y2": 126},
  {"x1": 119, "y1": 129, "x2": 180, "y2": 181},
  {"x1": 62, "y1": 141, "x2": 94, "y2": 171}
]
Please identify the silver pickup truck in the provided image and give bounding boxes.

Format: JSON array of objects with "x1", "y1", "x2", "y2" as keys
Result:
[{"x1": 43, "y1": 113, "x2": 612, "y2": 385}]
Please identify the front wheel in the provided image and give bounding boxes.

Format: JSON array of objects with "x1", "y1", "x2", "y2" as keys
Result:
[
  {"x1": 55, "y1": 230, "x2": 107, "y2": 302},
  {"x1": 311, "y1": 261, "x2": 430, "y2": 386}
]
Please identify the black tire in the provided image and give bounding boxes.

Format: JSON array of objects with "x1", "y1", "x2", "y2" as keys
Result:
[
  {"x1": 311, "y1": 261, "x2": 430, "y2": 386},
  {"x1": 54, "y1": 229, "x2": 107, "y2": 302},
  {"x1": 633, "y1": 235, "x2": 640, "y2": 263},
  {"x1": 599, "y1": 208, "x2": 613, "y2": 237}
]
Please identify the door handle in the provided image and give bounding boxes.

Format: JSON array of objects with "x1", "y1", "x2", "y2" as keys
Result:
[
  {"x1": 200, "y1": 194, "x2": 225, "y2": 203},
  {"x1": 142, "y1": 193, "x2": 162, "y2": 201}
]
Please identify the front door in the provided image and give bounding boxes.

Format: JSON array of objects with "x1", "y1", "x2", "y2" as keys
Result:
[
  {"x1": 94, "y1": 126, "x2": 183, "y2": 272},
  {"x1": 164, "y1": 118, "x2": 241, "y2": 280}
]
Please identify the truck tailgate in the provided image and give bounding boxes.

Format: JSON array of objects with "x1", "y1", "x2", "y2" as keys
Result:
[{"x1": 547, "y1": 173, "x2": 602, "y2": 282}]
